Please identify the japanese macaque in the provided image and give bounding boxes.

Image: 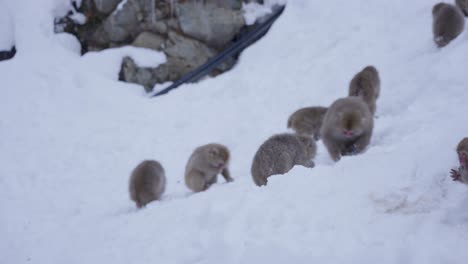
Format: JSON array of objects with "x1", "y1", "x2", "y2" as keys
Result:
[
  {"x1": 287, "y1": 106, "x2": 328, "y2": 140},
  {"x1": 432, "y1": 3, "x2": 465, "y2": 47},
  {"x1": 348, "y1": 66, "x2": 381, "y2": 115},
  {"x1": 450, "y1": 137, "x2": 468, "y2": 184},
  {"x1": 456, "y1": 0, "x2": 468, "y2": 16},
  {"x1": 251, "y1": 133, "x2": 317, "y2": 186},
  {"x1": 320, "y1": 97, "x2": 374, "y2": 162},
  {"x1": 129, "y1": 160, "x2": 166, "y2": 208},
  {"x1": 185, "y1": 143, "x2": 233, "y2": 192}
]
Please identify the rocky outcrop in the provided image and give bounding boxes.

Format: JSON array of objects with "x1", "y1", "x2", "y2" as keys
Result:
[{"x1": 56, "y1": 0, "x2": 267, "y2": 92}]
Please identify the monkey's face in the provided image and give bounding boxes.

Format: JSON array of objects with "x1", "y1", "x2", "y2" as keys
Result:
[
  {"x1": 457, "y1": 150, "x2": 468, "y2": 167},
  {"x1": 339, "y1": 112, "x2": 365, "y2": 138},
  {"x1": 207, "y1": 147, "x2": 229, "y2": 170}
]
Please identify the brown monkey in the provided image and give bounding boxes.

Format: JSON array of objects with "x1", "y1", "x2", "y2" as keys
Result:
[
  {"x1": 320, "y1": 97, "x2": 374, "y2": 162},
  {"x1": 251, "y1": 133, "x2": 317, "y2": 186},
  {"x1": 287, "y1": 106, "x2": 328, "y2": 140},
  {"x1": 450, "y1": 137, "x2": 468, "y2": 184},
  {"x1": 348, "y1": 66, "x2": 381, "y2": 115},
  {"x1": 432, "y1": 3, "x2": 465, "y2": 48},
  {"x1": 129, "y1": 160, "x2": 166, "y2": 208},
  {"x1": 456, "y1": 0, "x2": 468, "y2": 16},
  {"x1": 185, "y1": 143, "x2": 233, "y2": 192}
]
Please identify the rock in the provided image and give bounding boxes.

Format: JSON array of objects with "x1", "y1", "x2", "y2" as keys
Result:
[
  {"x1": 0, "y1": 2, "x2": 15, "y2": 61},
  {"x1": 97, "y1": 0, "x2": 141, "y2": 43},
  {"x1": 93, "y1": 0, "x2": 122, "y2": 14},
  {"x1": 175, "y1": 1, "x2": 245, "y2": 49},
  {"x1": 165, "y1": 30, "x2": 217, "y2": 67},
  {"x1": 132, "y1": 32, "x2": 165, "y2": 51}
]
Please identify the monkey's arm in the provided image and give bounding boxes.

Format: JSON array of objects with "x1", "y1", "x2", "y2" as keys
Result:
[
  {"x1": 352, "y1": 132, "x2": 372, "y2": 153},
  {"x1": 221, "y1": 167, "x2": 234, "y2": 182},
  {"x1": 450, "y1": 168, "x2": 461, "y2": 181}
]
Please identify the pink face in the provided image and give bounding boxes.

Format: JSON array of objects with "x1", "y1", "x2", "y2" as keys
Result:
[
  {"x1": 458, "y1": 151, "x2": 467, "y2": 166},
  {"x1": 343, "y1": 129, "x2": 354, "y2": 138}
]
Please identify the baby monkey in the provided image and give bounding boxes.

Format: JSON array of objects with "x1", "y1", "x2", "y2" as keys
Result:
[
  {"x1": 287, "y1": 106, "x2": 328, "y2": 140},
  {"x1": 185, "y1": 143, "x2": 233, "y2": 192},
  {"x1": 450, "y1": 137, "x2": 468, "y2": 184},
  {"x1": 129, "y1": 160, "x2": 167, "y2": 208},
  {"x1": 348, "y1": 65, "x2": 380, "y2": 115}
]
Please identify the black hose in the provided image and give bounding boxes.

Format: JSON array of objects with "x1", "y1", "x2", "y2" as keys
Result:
[{"x1": 151, "y1": 4, "x2": 286, "y2": 98}]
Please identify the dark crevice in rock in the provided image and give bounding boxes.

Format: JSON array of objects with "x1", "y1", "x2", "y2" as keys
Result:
[{"x1": 0, "y1": 46, "x2": 16, "y2": 61}]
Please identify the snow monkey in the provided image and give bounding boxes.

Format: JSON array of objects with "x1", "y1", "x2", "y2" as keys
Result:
[
  {"x1": 129, "y1": 160, "x2": 167, "y2": 208},
  {"x1": 456, "y1": 0, "x2": 468, "y2": 16},
  {"x1": 251, "y1": 133, "x2": 317, "y2": 186},
  {"x1": 450, "y1": 137, "x2": 468, "y2": 184},
  {"x1": 432, "y1": 3, "x2": 465, "y2": 48},
  {"x1": 320, "y1": 97, "x2": 374, "y2": 162},
  {"x1": 348, "y1": 66, "x2": 381, "y2": 115},
  {"x1": 185, "y1": 143, "x2": 233, "y2": 192},
  {"x1": 287, "y1": 106, "x2": 328, "y2": 140}
]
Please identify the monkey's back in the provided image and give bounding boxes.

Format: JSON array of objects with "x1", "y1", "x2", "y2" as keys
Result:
[
  {"x1": 251, "y1": 134, "x2": 306, "y2": 186},
  {"x1": 129, "y1": 160, "x2": 166, "y2": 208},
  {"x1": 288, "y1": 107, "x2": 328, "y2": 138}
]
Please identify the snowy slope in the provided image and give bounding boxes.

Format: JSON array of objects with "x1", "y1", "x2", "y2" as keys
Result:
[{"x1": 2, "y1": 0, "x2": 468, "y2": 263}]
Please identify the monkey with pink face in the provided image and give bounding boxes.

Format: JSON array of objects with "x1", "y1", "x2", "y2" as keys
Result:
[{"x1": 450, "y1": 138, "x2": 468, "y2": 184}]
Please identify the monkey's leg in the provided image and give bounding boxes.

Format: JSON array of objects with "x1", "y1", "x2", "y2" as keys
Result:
[
  {"x1": 221, "y1": 168, "x2": 234, "y2": 182},
  {"x1": 187, "y1": 170, "x2": 208, "y2": 192},
  {"x1": 322, "y1": 138, "x2": 341, "y2": 161}
]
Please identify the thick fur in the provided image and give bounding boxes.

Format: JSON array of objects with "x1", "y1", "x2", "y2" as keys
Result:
[
  {"x1": 432, "y1": 3, "x2": 465, "y2": 47},
  {"x1": 320, "y1": 97, "x2": 374, "y2": 162},
  {"x1": 287, "y1": 106, "x2": 328, "y2": 140},
  {"x1": 456, "y1": 0, "x2": 468, "y2": 16},
  {"x1": 348, "y1": 66, "x2": 381, "y2": 115},
  {"x1": 185, "y1": 143, "x2": 233, "y2": 192},
  {"x1": 251, "y1": 133, "x2": 317, "y2": 186},
  {"x1": 451, "y1": 138, "x2": 468, "y2": 184},
  {"x1": 129, "y1": 160, "x2": 166, "y2": 208}
]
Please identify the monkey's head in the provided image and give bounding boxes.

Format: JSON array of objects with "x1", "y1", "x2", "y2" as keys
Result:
[
  {"x1": 206, "y1": 144, "x2": 230, "y2": 170},
  {"x1": 362, "y1": 66, "x2": 378, "y2": 76},
  {"x1": 336, "y1": 110, "x2": 368, "y2": 138},
  {"x1": 456, "y1": 138, "x2": 468, "y2": 167},
  {"x1": 432, "y1": 3, "x2": 446, "y2": 16}
]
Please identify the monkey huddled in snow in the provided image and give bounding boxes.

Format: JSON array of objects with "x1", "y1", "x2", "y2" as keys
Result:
[
  {"x1": 251, "y1": 133, "x2": 317, "y2": 186},
  {"x1": 432, "y1": 2, "x2": 465, "y2": 47},
  {"x1": 450, "y1": 137, "x2": 468, "y2": 184},
  {"x1": 320, "y1": 97, "x2": 374, "y2": 162},
  {"x1": 129, "y1": 160, "x2": 167, "y2": 208},
  {"x1": 185, "y1": 143, "x2": 233, "y2": 192}
]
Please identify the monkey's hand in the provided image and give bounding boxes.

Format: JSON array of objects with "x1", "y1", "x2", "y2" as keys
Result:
[
  {"x1": 342, "y1": 144, "x2": 357, "y2": 156},
  {"x1": 450, "y1": 168, "x2": 461, "y2": 181}
]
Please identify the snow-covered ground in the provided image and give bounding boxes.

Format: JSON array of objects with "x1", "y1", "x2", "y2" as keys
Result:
[{"x1": 2, "y1": 0, "x2": 468, "y2": 263}]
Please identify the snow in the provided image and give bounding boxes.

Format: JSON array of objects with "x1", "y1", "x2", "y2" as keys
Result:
[
  {"x1": 0, "y1": 2, "x2": 15, "y2": 50},
  {"x1": 2, "y1": 0, "x2": 468, "y2": 263}
]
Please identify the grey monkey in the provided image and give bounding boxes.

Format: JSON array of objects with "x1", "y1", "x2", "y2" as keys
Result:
[
  {"x1": 456, "y1": 0, "x2": 468, "y2": 16},
  {"x1": 185, "y1": 143, "x2": 233, "y2": 192},
  {"x1": 129, "y1": 160, "x2": 166, "y2": 208},
  {"x1": 287, "y1": 106, "x2": 328, "y2": 140},
  {"x1": 432, "y1": 3, "x2": 465, "y2": 47},
  {"x1": 251, "y1": 133, "x2": 317, "y2": 186},
  {"x1": 320, "y1": 97, "x2": 374, "y2": 162},
  {"x1": 450, "y1": 137, "x2": 468, "y2": 184},
  {"x1": 348, "y1": 65, "x2": 381, "y2": 115}
]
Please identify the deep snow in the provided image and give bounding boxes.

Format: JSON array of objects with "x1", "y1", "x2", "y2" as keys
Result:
[{"x1": 2, "y1": 0, "x2": 468, "y2": 263}]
